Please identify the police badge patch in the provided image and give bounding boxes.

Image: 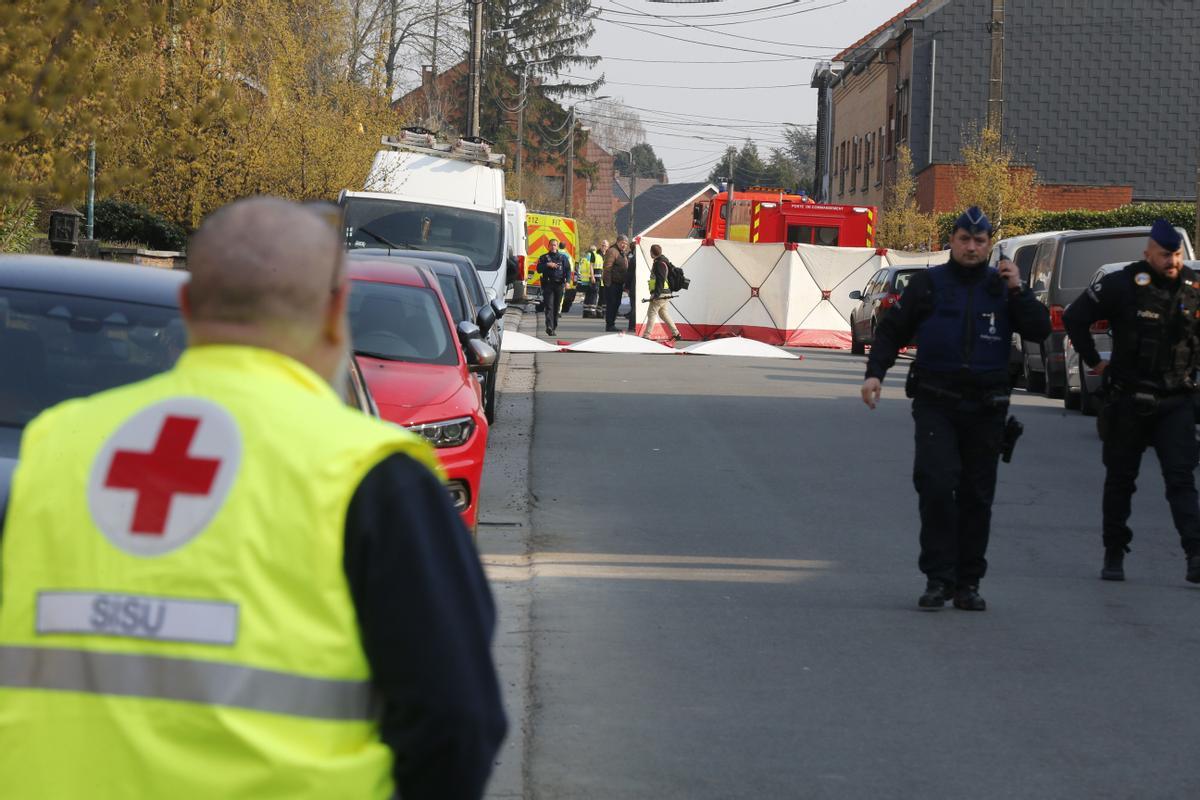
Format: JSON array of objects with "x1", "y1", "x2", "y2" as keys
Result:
[{"x1": 1135, "y1": 272, "x2": 1152, "y2": 286}]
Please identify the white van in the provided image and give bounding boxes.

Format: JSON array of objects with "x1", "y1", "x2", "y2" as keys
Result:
[
  {"x1": 339, "y1": 130, "x2": 520, "y2": 303},
  {"x1": 504, "y1": 199, "x2": 527, "y2": 302}
]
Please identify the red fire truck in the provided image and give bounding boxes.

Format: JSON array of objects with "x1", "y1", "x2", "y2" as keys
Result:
[{"x1": 690, "y1": 187, "x2": 878, "y2": 248}]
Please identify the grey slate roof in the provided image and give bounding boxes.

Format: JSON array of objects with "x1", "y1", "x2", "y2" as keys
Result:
[
  {"x1": 903, "y1": 0, "x2": 1199, "y2": 201},
  {"x1": 614, "y1": 182, "x2": 716, "y2": 237}
]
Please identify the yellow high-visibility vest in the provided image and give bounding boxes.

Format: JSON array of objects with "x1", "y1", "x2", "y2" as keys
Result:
[
  {"x1": 0, "y1": 345, "x2": 443, "y2": 799},
  {"x1": 579, "y1": 250, "x2": 597, "y2": 283}
]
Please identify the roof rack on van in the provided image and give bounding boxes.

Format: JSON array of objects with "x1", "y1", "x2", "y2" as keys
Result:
[{"x1": 381, "y1": 129, "x2": 506, "y2": 168}]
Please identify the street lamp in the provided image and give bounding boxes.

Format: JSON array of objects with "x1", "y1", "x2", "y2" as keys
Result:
[
  {"x1": 563, "y1": 96, "x2": 611, "y2": 216},
  {"x1": 609, "y1": 145, "x2": 639, "y2": 239}
]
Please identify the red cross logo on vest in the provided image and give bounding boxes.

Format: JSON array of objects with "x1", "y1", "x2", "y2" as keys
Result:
[
  {"x1": 104, "y1": 416, "x2": 221, "y2": 535},
  {"x1": 89, "y1": 398, "x2": 242, "y2": 557}
]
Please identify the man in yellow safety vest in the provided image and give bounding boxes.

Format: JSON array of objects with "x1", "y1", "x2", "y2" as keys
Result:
[
  {"x1": 580, "y1": 241, "x2": 605, "y2": 318},
  {"x1": 0, "y1": 197, "x2": 506, "y2": 799}
]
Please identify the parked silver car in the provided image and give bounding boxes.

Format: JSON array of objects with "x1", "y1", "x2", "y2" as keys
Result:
[{"x1": 990, "y1": 231, "x2": 1071, "y2": 386}]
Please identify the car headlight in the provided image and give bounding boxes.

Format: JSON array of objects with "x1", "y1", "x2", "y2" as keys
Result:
[{"x1": 405, "y1": 416, "x2": 475, "y2": 448}]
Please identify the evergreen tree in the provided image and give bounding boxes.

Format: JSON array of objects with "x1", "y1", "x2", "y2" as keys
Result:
[
  {"x1": 614, "y1": 143, "x2": 665, "y2": 180},
  {"x1": 473, "y1": 0, "x2": 601, "y2": 169},
  {"x1": 707, "y1": 141, "x2": 771, "y2": 189}
]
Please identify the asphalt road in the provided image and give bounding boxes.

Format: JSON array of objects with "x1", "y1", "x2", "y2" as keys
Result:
[{"x1": 484, "y1": 302, "x2": 1200, "y2": 800}]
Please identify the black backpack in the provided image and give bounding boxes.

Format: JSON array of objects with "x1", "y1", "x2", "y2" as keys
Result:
[{"x1": 667, "y1": 262, "x2": 690, "y2": 292}]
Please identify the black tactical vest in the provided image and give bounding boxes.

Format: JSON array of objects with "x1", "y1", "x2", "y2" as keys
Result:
[{"x1": 1110, "y1": 263, "x2": 1200, "y2": 391}]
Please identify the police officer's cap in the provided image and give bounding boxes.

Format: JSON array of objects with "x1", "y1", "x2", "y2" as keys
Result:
[
  {"x1": 953, "y1": 206, "x2": 993, "y2": 236},
  {"x1": 1149, "y1": 218, "x2": 1183, "y2": 252}
]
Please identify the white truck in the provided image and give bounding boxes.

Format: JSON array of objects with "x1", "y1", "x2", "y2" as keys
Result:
[{"x1": 339, "y1": 129, "x2": 524, "y2": 304}]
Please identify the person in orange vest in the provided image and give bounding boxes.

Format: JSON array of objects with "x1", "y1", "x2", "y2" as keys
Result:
[{"x1": 0, "y1": 197, "x2": 506, "y2": 799}]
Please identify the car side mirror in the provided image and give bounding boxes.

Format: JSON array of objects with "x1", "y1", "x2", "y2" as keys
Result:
[
  {"x1": 465, "y1": 338, "x2": 497, "y2": 370},
  {"x1": 477, "y1": 303, "x2": 497, "y2": 335},
  {"x1": 491, "y1": 298, "x2": 506, "y2": 317},
  {"x1": 457, "y1": 320, "x2": 482, "y2": 347},
  {"x1": 848, "y1": 290, "x2": 862, "y2": 300}
]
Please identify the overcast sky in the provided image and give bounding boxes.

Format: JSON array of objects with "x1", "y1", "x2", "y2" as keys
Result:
[{"x1": 569, "y1": 0, "x2": 916, "y2": 184}]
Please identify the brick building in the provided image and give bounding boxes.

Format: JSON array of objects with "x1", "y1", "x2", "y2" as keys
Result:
[{"x1": 812, "y1": 0, "x2": 1198, "y2": 213}]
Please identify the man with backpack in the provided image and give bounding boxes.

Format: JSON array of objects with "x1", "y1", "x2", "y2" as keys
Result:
[{"x1": 643, "y1": 243, "x2": 682, "y2": 342}]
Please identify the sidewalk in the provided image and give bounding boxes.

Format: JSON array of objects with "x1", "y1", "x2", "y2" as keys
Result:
[{"x1": 478, "y1": 303, "x2": 537, "y2": 799}]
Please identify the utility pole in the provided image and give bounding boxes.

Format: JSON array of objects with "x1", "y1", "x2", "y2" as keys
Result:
[
  {"x1": 86, "y1": 141, "x2": 96, "y2": 240},
  {"x1": 564, "y1": 106, "x2": 575, "y2": 216},
  {"x1": 466, "y1": 0, "x2": 484, "y2": 137},
  {"x1": 628, "y1": 172, "x2": 637, "y2": 239},
  {"x1": 429, "y1": 0, "x2": 441, "y2": 124},
  {"x1": 1195, "y1": 135, "x2": 1199, "y2": 250},
  {"x1": 725, "y1": 148, "x2": 735, "y2": 240},
  {"x1": 515, "y1": 71, "x2": 526, "y2": 193},
  {"x1": 987, "y1": 0, "x2": 1005, "y2": 130}
]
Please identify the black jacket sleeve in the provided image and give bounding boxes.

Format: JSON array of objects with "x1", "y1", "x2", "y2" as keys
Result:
[
  {"x1": 1063, "y1": 273, "x2": 1122, "y2": 368},
  {"x1": 1007, "y1": 286, "x2": 1053, "y2": 344},
  {"x1": 865, "y1": 270, "x2": 934, "y2": 381},
  {"x1": 344, "y1": 453, "x2": 507, "y2": 800}
]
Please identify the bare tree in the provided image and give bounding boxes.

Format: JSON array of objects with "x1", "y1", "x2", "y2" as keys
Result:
[{"x1": 579, "y1": 99, "x2": 646, "y2": 156}]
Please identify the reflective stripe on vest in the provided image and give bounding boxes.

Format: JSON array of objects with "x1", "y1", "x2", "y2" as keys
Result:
[{"x1": 0, "y1": 646, "x2": 374, "y2": 721}]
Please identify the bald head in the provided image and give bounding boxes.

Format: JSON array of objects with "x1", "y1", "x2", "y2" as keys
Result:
[
  {"x1": 187, "y1": 197, "x2": 342, "y2": 331},
  {"x1": 183, "y1": 197, "x2": 350, "y2": 385}
]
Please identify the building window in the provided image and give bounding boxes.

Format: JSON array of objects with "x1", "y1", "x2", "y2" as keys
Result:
[
  {"x1": 850, "y1": 138, "x2": 859, "y2": 194},
  {"x1": 863, "y1": 132, "x2": 872, "y2": 191},
  {"x1": 887, "y1": 104, "x2": 895, "y2": 155},
  {"x1": 876, "y1": 127, "x2": 884, "y2": 187},
  {"x1": 838, "y1": 141, "x2": 846, "y2": 195},
  {"x1": 897, "y1": 80, "x2": 910, "y2": 144}
]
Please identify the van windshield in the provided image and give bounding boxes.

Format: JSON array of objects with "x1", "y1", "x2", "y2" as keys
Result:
[
  {"x1": 343, "y1": 197, "x2": 504, "y2": 272},
  {"x1": 1060, "y1": 234, "x2": 1152, "y2": 289}
]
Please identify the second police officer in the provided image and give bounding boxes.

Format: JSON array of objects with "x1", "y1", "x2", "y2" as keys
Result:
[
  {"x1": 1063, "y1": 219, "x2": 1200, "y2": 585},
  {"x1": 861, "y1": 207, "x2": 1051, "y2": 611}
]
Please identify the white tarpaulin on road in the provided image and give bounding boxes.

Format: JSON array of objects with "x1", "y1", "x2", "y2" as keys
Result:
[
  {"x1": 500, "y1": 330, "x2": 563, "y2": 352},
  {"x1": 564, "y1": 332, "x2": 677, "y2": 355},
  {"x1": 679, "y1": 337, "x2": 800, "y2": 359},
  {"x1": 633, "y1": 238, "x2": 949, "y2": 349}
]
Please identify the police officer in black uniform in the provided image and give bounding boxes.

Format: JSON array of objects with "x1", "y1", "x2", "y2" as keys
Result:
[
  {"x1": 861, "y1": 207, "x2": 1051, "y2": 611},
  {"x1": 1062, "y1": 219, "x2": 1200, "y2": 584}
]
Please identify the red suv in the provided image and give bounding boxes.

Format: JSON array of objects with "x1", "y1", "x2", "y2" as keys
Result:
[{"x1": 347, "y1": 260, "x2": 496, "y2": 533}]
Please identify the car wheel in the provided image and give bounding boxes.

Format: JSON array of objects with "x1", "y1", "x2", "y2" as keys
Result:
[
  {"x1": 850, "y1": 322, "x2": 865, "y2": 355},
  {"x1": 484, "y1": 366, "x2": 498, "y2": 424},
  {"x1": 1024, "y1": 357, "x2": 1046, "y2": 394},
  {"x1": 1080, "y1": 364, "x2": 1099, "y2": 417}
]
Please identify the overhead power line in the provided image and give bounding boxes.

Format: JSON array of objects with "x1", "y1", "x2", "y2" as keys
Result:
[
  {"x1": 595, "y1": 0, "x2": 847, "y2": 30},
  {"x1": 597, "y1": 0, "x2": 814, "y2": 20},
  {"x1": 600, "y1": 99, "x2": 817, "y2": 128},
  {"x1": 600, "y1": 54, "x2": 818, "y2": 64},
  {"x1": 568, "y1": 74, "x2": 823, "y2": 90},
  {"x1": 594, "y1": 14, "x2": 838, "y2": 59},
  {"x1": 603, "y1": 0, "x2": 844, "y2": 50}
]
